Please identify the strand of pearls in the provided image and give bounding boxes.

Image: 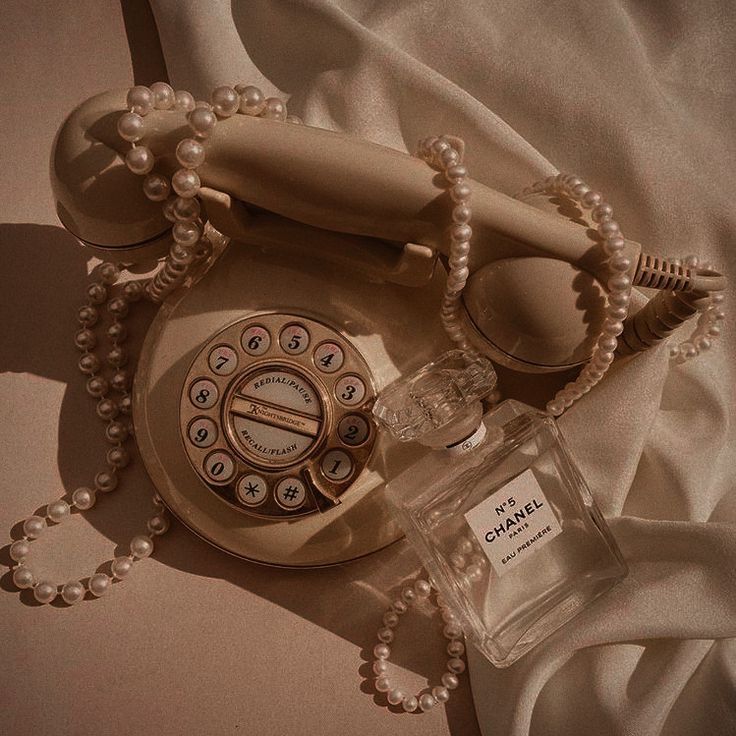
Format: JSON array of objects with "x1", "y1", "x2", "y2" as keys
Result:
[
  {"x1": 372, "y1": 578, "x2": 466, "y2": 713},
  {"x1": 9, "y1": 263, "x2": 169, "y2": 604},
  {"x1": 668, "y1": 254, "x2": 725, "y2": 362}
]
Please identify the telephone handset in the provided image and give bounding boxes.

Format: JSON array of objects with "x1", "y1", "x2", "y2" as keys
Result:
[{"x1": 51, "y1": 88, "x2": 724, "y2": 566}]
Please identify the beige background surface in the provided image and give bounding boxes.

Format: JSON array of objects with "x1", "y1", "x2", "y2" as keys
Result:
[{"x1": 0, "y1": 3, "x2": 479, "y2": 735}]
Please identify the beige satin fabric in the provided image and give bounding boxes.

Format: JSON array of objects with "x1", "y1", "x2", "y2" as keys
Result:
[{"x1": 150, "y1": 1, "x2": 736, "y2": 733}]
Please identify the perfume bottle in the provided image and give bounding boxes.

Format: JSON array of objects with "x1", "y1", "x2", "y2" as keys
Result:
[{"x1": 373, "y1": 351, "x2": 627, "y2": 667}]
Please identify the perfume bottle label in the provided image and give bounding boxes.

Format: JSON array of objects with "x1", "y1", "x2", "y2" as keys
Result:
[{"x1": 464, "y1": 469, "x2": 562, "y2": 576}]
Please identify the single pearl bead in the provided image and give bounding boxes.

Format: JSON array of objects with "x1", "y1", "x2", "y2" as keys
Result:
[
  {"x1": 592, "y1": 203, "x2": 614, "y2": 223},
  {"x1": 452, "y1": 204, "x2": 472, "y2": 224},
  {"x1": 105, "y1": 421, "x2": 129, "y2": 444},
  {"x1": 112, "y1": 370, "x2": 130, "y2": 392},
  {"x1": 456, "y1": 538, "x2": 474, "y2": 555},
  {"x1": 695, "y1": 336, "x2": 712, "y2": 351},
  {"x1": 581, "y1": 190, "x2": 602, "y2": 208},
  {"x1": 174, "y1": 90, "x2": 196, "y2": 111},
  {"x1": 172, "y1": 168, "x2": 201, "y2": 198},
  {"x1": 598, "y1": 335, "x2": 618, "y2": 352},
  {"x1": 607, "y1": 305, "x2": 628, "y2": 320},
  {"x1": 708, "y1": 325, "x2": 722, "y2": 337},
  {"x1": 440, "y1": 148, "x2": 459, "y2": 167},
  {"x1": 10, "y1": 539, "x2": 31, "y2": 562},
  {"x1": 211, "y1": 85, "x2": 240, "y2": 117},
  {"x1": 449, "y1": 552, "x2": 466, "y2": 570},
  {"x1": 142, "y1": 173, "x2": 170, "y2": 202},
  {"x1": 392, "y1": 599, "x2": 408, "y2": 614},
  {"x1": 608, "y1": 274, "x2": 631, "y2": 292},
  {"x1": 78, "y1": 305, "x2": 99, "y2": 326},
  {"x1": 125, "y1": 146, "x2": 155, "y2": 175},
  {"x1": 107, "y1": 446, "x2": 130, "y2": 469},
  {"x1": 402, "y1": 695, "x2": 418, "y2": 713},
  {"x1": 117, "y1": 112, "x2": 144, "y2": 142},
  {"x1": 176, "y1": 138, "x2": 206, "y2": 169},
  {"x1": 61, "y1": 581, "x2": 86, "y2": 605},
  {"x1": 547, "y1": 400, "x2": 564, "y2": 417},
  {"x1": 447, "y1": 640, "x2": 465, "y2": 657},
  {"x1": 374, "y1": 643, "x2": 390, "y2": 660},
  {"x1": 111, "y1": 556, "x2": 134, "y2": 579},
  {"x1": 447, "y1": 657, "x2": 466, "y2": 674},
  {"x1": 373, "y1": 659, "x2": 389, "y2": 676},
  {"x1": 47, "y1": 500, "x2": 70, "y2": 524},
  {"x1": 446, "y1": 164, "x2": 467, "y2": 182},
  {"x1": 449, "y1": 254, "x2": 469, "y2": 269},
  {"x1": 147, "y1": 514, "x2": 170, "y2": 536},
  {"x1": 23, "y1": 516, "x2": 46, "y2": 539},
  {"x1": 236, "y1": 85, "x2": 266, "y2": 115},
  {"x1": 86, "y1": 282, "x2": 107, "y2": 304},
  {"x1": 150, "y1": 81, "x2": 175, "y2": 110},
  {"x1": 433, "y1": 686, "x2": 451, "y2": 704},
  {"x1": 377, "y1": 627, "x2": 394, "y2": 643},
  {"x1": 188, "y1": 107, "x2": 217, "y2": 137},
  {"x1": 711, "y1": 307, "x2": 725, "y2": 321},
  {"x1": 96, "y1": 398, "x2": 119, "y2": 420},
  {"x1": 34, "y1": 581, "x2": 58, "y2": 604},
  {"x1": 419, "y1": 694, "x2": 437, "y2": 712},
  {"x1": 441, "y1": 672, "x2": 460, "y2": 690},
  {"x1": 609, "y1": 291, "x2": 630, "y2": 307},
  {"x1": 681, "y1": 342, "x2": 698, "y2": 359},
  {"x1": 89, "y1": 572, "x2": 111, "y2": 597},
  {"x1": 599, "y1": 220, "x2": 620, "y2": 239},
  {"x1": 572, "y1": 183, "x2": 590, "y2": 199},
  {"x1": 669, "y1": 344, "x2": 681, "y2": 359},
  {"x1": 130, "y1": 535, "x2": 154, "y2": 558},
  {"x1": 603, "y1": 319, "x2": 624, "y2": 336},
  {"x1": 126, "y1": 86, "x2": 153, "y2": 115},
  {"x1": 74, "y1": 328, "x2": 97, "y2": 351},
  {"x1": 173, "y1": 196, "x2": 201, "y2": 221},
  {"x1": 443, "y1": 622, "x2": 462, "y2": 640},
  {"x1": 95, "y1": 471, "x2": 118, "y2": 493},
  {"x1": 78, "y1": 354, "x2": 101, "y2": 374},
  {"x1": 13, "y1": 565, "x2": 35, "y2": 589},
  {"x1": 106, "y1": 347, "x2": 128, "y2": 368},
  {"x1": 450, "y1": 182, "x2": 471, "y2": 202},
  {"x1": 603, "y1": 236, "x2": 625, "y2": 255},
  {"x1": 684, "y1": 254, "x2": 699, "y2": 268},
  {"x1": 72, "y1": 487, "x2": 96, "y2": 510},
  {"x1": 610, "y1": 255, "x2": 631, "y2": 272},
  {"x1": 414, "y1": 579, "x2": 432, "y2": 598},
  {"x1": 441, "y1": 608, "x2": 459, "y2": 624},
  {"x1": 711, "y1": 293, "x2": 724, "y2": 304},
  {"x1": 123, "y1": 281, "x2": 144, "y2": 303},
  {"x1": 383, "y1": 611, "x2": 399, "y2": 627},
  {"x1": 108, "y1": 297, "x2": 129, "y2": 319},
  {"x1": 465, "y1": 563, "x2": 483, "y2": 582},
  {"x1": 375, "y1": 676, "x2": 392, "y2": 693},
  {"x1": 286, "y1": 114, "x2": 303, "y2": 124},
  {"x1": 173, "y1": 221, "x2": 202, "y2": 246},
  {"x1": 387, "y1": 688, "x2": 406, "y2": 705},
  {"x1": 450, "y1": 224, "x2": 472, "y2": 242},
  {"x1": 401, "y1": 587, "x2": 417, "y2": 604},
  {"x1": 99, "y1": 262, "x2": 120, "y2": 285},
  {"x1": 261, "y1": 97, "x2": 287, "y2": 121}
]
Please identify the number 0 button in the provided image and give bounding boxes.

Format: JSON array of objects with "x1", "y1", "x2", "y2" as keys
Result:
[
  {"x1": 321, "y1": 450, "x2": 353, "y2": 481},
  {"x1": 208, "y1": 345, "x2": 238, "y2": 376},
  {"x1": 338, "y1": 415, "x2": 370, "y2": 446},
  {"x1": 313, "y1": 342, "x2": 344, "y2": 373},
  {"x1": 241, "y1": 325, "x2": 271, "y2": 356},
  {"x1": 279, "y1": 324, "x2": 310, "y2": 355},
  {"x1": 189, "y1": 379, "x2": 219, "y2": 409},
  {"x1": 335, "y1": 375, "x2": 366, "y2": 406},
  {"x1": 204, "y1": 450, "x2": 235, "y2": 483},
  {"x1": 275, "y1": 477, "x2": 306, "y2": 509},
  {"x1": 188, "y1": 417, "x2": 218, "y2": 448}
]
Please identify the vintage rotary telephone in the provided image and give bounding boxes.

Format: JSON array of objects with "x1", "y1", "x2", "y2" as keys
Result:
[{"x1": 50, "y1": 88, "x2": 724, "y2": 568}]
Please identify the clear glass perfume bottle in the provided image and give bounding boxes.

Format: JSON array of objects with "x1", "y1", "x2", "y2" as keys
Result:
[{"x1": 373, "y1": 351, "x2": 627, "y2": 667}]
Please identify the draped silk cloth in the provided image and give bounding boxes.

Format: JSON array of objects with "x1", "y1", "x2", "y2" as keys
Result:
[{"x1": 150, "y1": 1, "x2": 736, "y2": 733}]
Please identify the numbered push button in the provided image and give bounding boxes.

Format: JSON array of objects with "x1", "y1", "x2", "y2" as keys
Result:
[
  {"x1": 335, "y1": 375, "x2": 366, "y2": 406},
  {"x1": 313, "y1": 342, "x2": 344, "y2": 374},
  {"x1": 189, "y1": 379, "x2": 219, "y2": 409},
  {"x1": 203, "y1": 450, "x2": 235, "y2": 484},
  {"x1": 236, "y1": 474, "x2": 268, "y2": 507},
  {"x1": 321, "y1": 449, "x2": 353, "y2": 482},
  {"x1": 337, "y1": 415, "x2": 370, "y2": 446},
  {"x1": 275, "y1": 477, "x2": 307, "y2": 509},
  {"x1": 279, "y1": 323, "x2": 310, "y2": 355},
  {"x1": 187, "y1": 417, "x2": 218, "y2": 448},
  {"x1": 241, "y1": 325, "x2": 271, "y2": 356},
  {"x1": 208, "y1": 345, "x2": 238, "y2": 376}
]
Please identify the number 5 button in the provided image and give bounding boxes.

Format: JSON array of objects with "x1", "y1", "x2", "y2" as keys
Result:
[
  {"x1": 321, "y1": 449, "x2": 353, "y2": 481},
  {"x1": 279, "y1": 324, "x2": 309, "y2": 355},
  {"x1": 335, "y1": 375, "x2": 366, "y2": 406}
]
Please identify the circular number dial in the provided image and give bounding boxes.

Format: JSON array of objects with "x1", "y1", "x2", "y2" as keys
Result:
[{"x1": 179, "y1": 314, "x2": 376, "y2": 519}]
